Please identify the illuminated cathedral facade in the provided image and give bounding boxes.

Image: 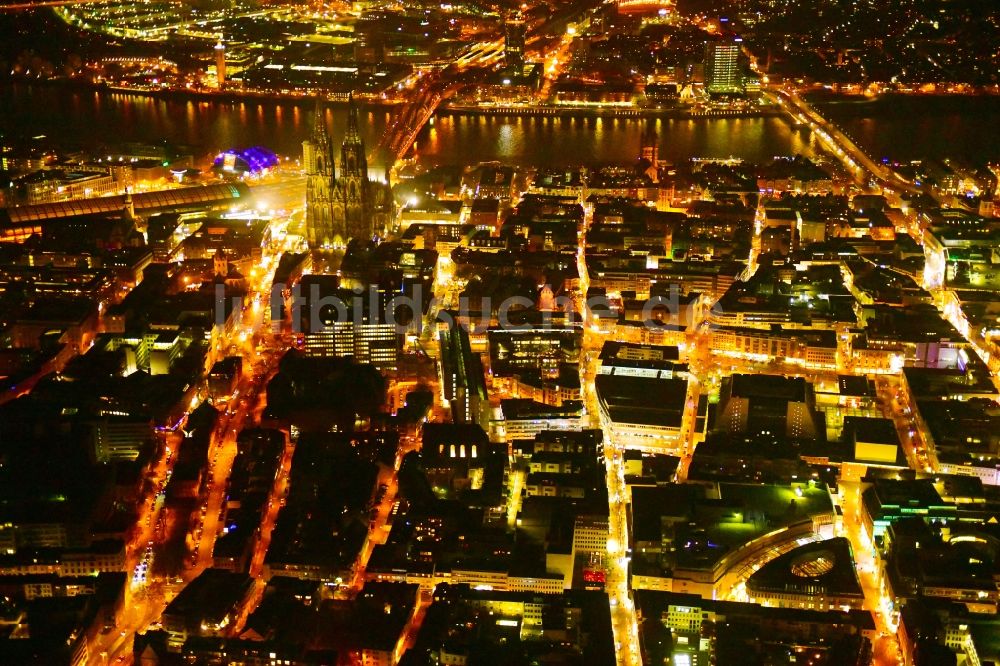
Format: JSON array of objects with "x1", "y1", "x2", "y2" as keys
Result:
[{"x1": 304, "y1": 96, "x2": 393, "y2": 249}]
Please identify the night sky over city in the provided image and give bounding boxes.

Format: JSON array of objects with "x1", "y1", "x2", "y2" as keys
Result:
[{"x1": 0, "y1": 0, "x2": 999, "y2": 664}]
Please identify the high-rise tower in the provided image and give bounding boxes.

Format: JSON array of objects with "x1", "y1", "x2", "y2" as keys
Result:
[
  {"x1": 214, "y1": 39, "x2": 226, "y2": 88},
  {"x1": 504, "y1": 16, "x2": 526, "y2": 73},
  {"x1": 705, "y1": 40, "x2": 743, "y2": 94}
]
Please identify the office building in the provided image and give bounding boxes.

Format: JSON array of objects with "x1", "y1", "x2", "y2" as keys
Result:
[
  {"x1": 594, "y1": 342, "x2": 690, "y2": 451},
  {"x1": 709, "y1": 325, "x2": 839, "y2": 370},
  {"x1": 439, "y1": 321, "x2": 490, "y2": 430},
  {"x1": 498, "y1": 399, "x2": 588, "y2": 442},
  {"x1": 160, "y1": 569, "x2": 255, "y2": 651},
  {"x1": 744, "y1": 538, "x2": 865, "y2": 611},
  {"x1": 705, "y1": 40, "x2": 743, "y2": 94},
  {"x1": 572, "y1": 515, "x2": 610, "y2": 556},
  {"x1": 297, "y1": 275, "x2": 399, "y2": 370},
  {"x1": 636, "y1": 590, "x2": 875, "y2": 666},
  {"x1": 90, "y1": 416, "x2": 152, "y2": 463},
  {"x1": 504, "y1": 16, "x2": 526, "y2": 72},
  {"x1": 714, "y1": 374, "x2": 824, "y2": 441}
]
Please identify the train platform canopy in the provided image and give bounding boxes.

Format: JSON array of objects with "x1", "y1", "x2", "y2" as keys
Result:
[{"x1": 0, "y1": 183, "x2": 251, "y2": 226}]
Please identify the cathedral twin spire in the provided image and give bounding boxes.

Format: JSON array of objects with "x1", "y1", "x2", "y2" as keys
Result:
[
  {"x1": 310, "y1": 93, "x2": 367, "y2": 177},
  {"x1": 306, "y1": 93, "x2": 391, "y2": 250},
  {"x1": 310, "y1": 96, "x2": 335, "y2": 180},
  {"x1": 344, "y1": 92, "x2": 362, "y2": 145},
  {"x1": 339, "y1": 93, "x2": 368, "y2": 179},
  {"x1": 312, "y1": 95, "x2": 329, "y2": 145}
]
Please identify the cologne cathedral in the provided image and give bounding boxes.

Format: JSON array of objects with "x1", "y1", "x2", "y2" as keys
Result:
[{"x1": 304, "y1": 96, "x2": 394, "y2": 249}]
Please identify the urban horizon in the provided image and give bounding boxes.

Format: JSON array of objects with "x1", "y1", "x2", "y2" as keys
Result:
[{"x1": 0, "y1": 0, "x2": 998, "y2": 665}]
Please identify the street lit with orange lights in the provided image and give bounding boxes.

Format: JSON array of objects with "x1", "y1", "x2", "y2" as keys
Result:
[
  {"x1": 3, "y1": 0, "x2": 999, "y2": 661},
  {"x1": 90, "y1": 176, "x2": 303, "y2": 663}
]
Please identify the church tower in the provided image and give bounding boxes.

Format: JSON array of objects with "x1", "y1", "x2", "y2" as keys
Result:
[
  {"x1": 639, "y1": 120, "x2": 660, "y2": 183},
  {"x1": 307, "y1": 94, "x2": 394, "y2": 249},
  {"x1": 640, "y1": 120, "x2": 658, "y2": 165},
  {"x1": 305, "y1": 97, "x2": 337, "y2": 249},
  {"x1": 123, "y1": 187, "x2": 135, "y2": 221},
  {"x1": 332, "y1": 94, "x2": 374, "y2": 242},
  {"x1": 213, "y1": 248, "x2": 229, "y2": 278}
]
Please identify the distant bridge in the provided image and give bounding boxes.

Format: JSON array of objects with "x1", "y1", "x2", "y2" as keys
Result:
[
  {"x1": 0, "y1": 0, "x2": 114, "y2": 9},
  {"x1": 370, "y1": 65, "x2": 489, "y2": 167},
  {"x1": 370, "y1": 0, "x2": 605, "y2": 168},
  {"x1": 771, "y1": 87, "x2": 922, "y2": 197}
]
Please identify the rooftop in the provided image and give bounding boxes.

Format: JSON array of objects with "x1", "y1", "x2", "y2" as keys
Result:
[
  {"x1": 595, "y1": 374, "x2": 687, "y2": 427},
  {"x1": 746, "y1": 537, "x2": 863, "y2": 599},
  {"x1": 162, "y1": 568, "x2": 254, "y2": 626},
  {"x1": 729, "y1": 374, "x2": 810, "y2": 402},
  {"x1": 846, "y1": 417, "x2": 900, "y2": 446},
  {"x1": 2, "y1": 183, "x2": 250, "y2": 225}
]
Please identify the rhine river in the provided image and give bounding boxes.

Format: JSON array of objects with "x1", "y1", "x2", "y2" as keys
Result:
[{"x1": 1, "y1": 84, "x2": 998, "y2": 168}]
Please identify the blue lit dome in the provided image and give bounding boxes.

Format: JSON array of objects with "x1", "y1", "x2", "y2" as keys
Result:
[{"x1": 213, "y1": 146, "x2": 279, "y2": 175}]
